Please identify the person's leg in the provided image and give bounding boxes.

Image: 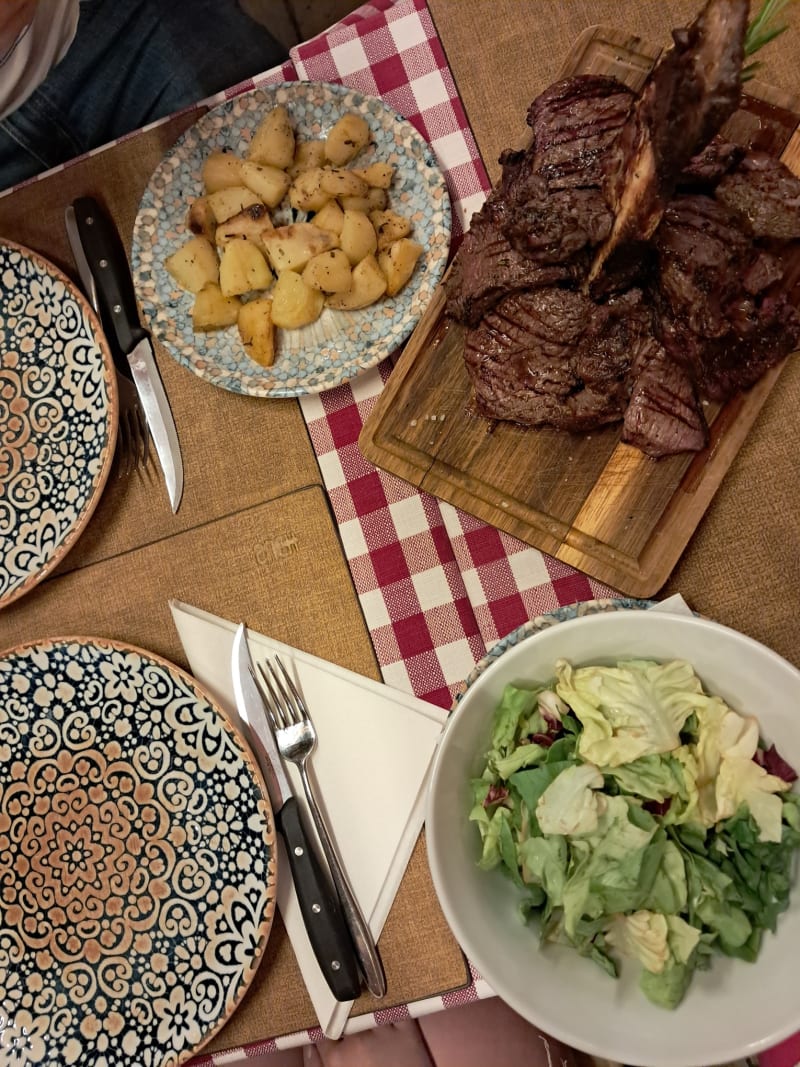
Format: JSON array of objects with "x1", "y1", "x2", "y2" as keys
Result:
[{"x1": 0, "y1": 0, "x2": 288, "y2": 189}]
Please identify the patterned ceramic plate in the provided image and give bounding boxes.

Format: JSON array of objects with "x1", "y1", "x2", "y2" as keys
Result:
[
  {"x1": 0, "y1": 638, "x2": 277, "y2": 1067},
  {"x1": 457, "y1": 597, "x2": 656, "y2": 699},
  {"x1": 132, "y1": 81, "x2": 452, "y2": 397},
  {"x1": 0, "y1": 241, "x2": 117, "y2": 610}
]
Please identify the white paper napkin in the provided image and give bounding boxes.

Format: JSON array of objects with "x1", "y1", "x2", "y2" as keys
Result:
[{"x1": 168, "y1": 600, "x2": 447, "y2": 1039}]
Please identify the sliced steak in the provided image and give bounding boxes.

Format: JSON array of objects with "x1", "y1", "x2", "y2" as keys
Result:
[
  {"x1": 526, "y1": 74, "x2": 635, "y2": 190},
  {"x1": 445, "y1": 195, "x2": 580, "y2": 326},
  {"x1": 499, "y1": 75, "x2": 634, "y2": 266},
  {"x1": 588, "y1": 0, "x2": 748, "y2": 289},
  {"x1": 715, "y1": 151, "x2": 800, "y2": 240},
  {"x1": 653, "y1": 193, "x2": 751, "y2": 338},
  {"x1": 464, "y1": 288, "x2": 640, "y2": 431},
  {"x1": 693, "y1": 291, "x2": 800, "y2": 399},
  {"x1": 622, "y1": 337, "x2": 708, "y2": 457},
  {"x1": 678, "y1": 137, "x2": 744, "y2": 190}
]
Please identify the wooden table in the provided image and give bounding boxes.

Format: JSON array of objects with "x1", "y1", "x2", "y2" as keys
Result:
[{"x1": 2, "y1": 0, "x2": 799, "y2": 1059}]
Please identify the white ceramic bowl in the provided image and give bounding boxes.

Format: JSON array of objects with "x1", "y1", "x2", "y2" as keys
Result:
[{"x1": 426, "y1": 610, "x2": 800, "y2": 1067}]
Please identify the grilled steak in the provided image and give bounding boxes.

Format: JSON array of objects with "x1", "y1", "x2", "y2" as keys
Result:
[
  {"x1": 622, "y1": 338, "x2": 708, "y2": 457},
  {"x1": 464, "y1": 288, "x2": 641, "y2": 431},
  {"x1": 446, "y1": 0, "x2": 800, "y2": 459},
  {"x1": 653, "y1": 194, "x2": 751, "y2": 338},
  {"x1": 500, "y1": 75, "x2": 634, "y2": 265},
  {"x1": 588, "y1": 0, "x2": 748, "y2": 289},
  {"x1": 445, "y1": 194, "x2": 580, "y2": 326},
  {"x1": 678, "y1": 137, "x2": 744, "y2": 190},
  {"x1": 715, "y1": 151, "x2": 800, "y2": 239}
]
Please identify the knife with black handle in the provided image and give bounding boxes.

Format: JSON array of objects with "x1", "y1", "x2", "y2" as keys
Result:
[
  {"x1": 231, "y1": 624, "x2": 362, "y2": 1002},
  {"x1": 70, "y1": 195, "x2": 183, "y2": 512}
]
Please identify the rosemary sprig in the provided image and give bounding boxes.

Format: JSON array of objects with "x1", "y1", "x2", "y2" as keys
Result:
[{"x1": 742, "y1": 0, "x2": 794, "y2": 81}]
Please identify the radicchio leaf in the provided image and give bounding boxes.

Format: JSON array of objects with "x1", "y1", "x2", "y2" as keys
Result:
[{"x1": 754, "y1": 743, "x2": 798, "y2": 783}]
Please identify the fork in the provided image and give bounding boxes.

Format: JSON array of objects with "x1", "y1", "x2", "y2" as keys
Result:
[
  {"x1": 115, "y1": 372, "x2": 150, "y2": 474},
  {"x1": 254, "y1": 656, "x2": 387, "y2": 999}
]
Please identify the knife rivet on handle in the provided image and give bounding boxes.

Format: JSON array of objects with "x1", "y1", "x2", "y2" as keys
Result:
[
  {"x1": 99, "y1": 258, "x2": 108, "y2": 268},
  {"x1": 113, "y1": 304, "x2": 122, "y2": 313},
  {"x1": 294, "y1": 846, "x2": 304, "y2": 856},
  {"x1": 331, "y1": 961, "x2": 341, "y2": 972}
]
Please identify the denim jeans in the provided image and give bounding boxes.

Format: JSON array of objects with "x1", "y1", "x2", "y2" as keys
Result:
[{"x1": 0, "y1": 0, "x2": 288, "y2": 190}]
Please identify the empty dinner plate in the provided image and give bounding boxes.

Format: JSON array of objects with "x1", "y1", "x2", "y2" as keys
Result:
[
  {"x1": 0, "y1": 637, "x2": 277, "y2": 1066},
  {"x1": 0, "y1": 241, "x2": 117, "y2": 610}
]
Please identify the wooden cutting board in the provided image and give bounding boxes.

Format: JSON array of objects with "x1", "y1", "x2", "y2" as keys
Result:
[{"x1": 359, "y1": 27, "x2": 800, "y2": 598}]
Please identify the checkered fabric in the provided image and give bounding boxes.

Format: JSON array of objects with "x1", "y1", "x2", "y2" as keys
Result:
[{"x1": 292, "y1": 0, "x2": 619, "y2": 707}]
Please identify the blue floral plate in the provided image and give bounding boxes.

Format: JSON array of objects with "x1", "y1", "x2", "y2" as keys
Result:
[
  {"x1": 132, "y1": 81, "x2": 452, "y2": 397},
  {"x1": 0, "y1": 241, "x2": 117, "y2": 611},
  {"x1": 0, "y1": 637, "x2": 277, "y2": 1066}
]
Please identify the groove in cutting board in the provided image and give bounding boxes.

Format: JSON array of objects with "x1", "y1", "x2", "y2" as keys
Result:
[{"x1": 359, "y1": 26, "x2": 800, "y2": 597}]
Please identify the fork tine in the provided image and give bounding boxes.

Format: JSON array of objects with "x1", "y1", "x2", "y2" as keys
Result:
[
  {"x1": 131, "y1": 408, "x2": 146, "y2": 470},
  {"x1": 275, "y1": 658, "x2": 307, "y2": 718},
  {"x1": 256, "y1": 661, "x2": 289, "y2": 729},
  {"x1": 267, "y1": 658, "x2": 304, "y2": 727},
  {"x1": 138, "y1": 407, "x2": 150, "y2": 467},
  {"x1": 248, "y1": 665, "x2": 281, "y2": 732},
  {"x1": 117, "y1": 412, "x2": 131, "y2": 474}
]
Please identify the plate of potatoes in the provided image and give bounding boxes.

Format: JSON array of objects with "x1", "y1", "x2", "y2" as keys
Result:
[{"x1": 132, "y1": 81, "x2": 451, "y2": 397}]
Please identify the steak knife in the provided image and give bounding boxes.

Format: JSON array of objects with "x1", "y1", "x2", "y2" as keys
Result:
[
  {"x1": 231, "y1": 624, "x2": 362, "y2": 1002},
  {"x1": 70, "y1": 196, "x2": 183, "y2": 513}
]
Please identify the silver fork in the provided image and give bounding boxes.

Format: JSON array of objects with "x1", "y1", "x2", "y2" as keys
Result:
[{"x1": 253, "y1": 655, "x2": 387, "y2": 999}]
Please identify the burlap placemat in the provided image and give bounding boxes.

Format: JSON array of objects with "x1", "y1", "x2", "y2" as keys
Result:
[{"x1": 427, "y1": 0, "x2": 800, "y2": 668}]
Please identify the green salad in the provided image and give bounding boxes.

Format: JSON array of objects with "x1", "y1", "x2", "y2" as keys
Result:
[{"x1": 470, "y1": 658, "x2": 800, "y2": 1009}]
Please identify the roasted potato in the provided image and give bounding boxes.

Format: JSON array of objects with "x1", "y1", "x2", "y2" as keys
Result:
[
  {"x1": 219, "y1": 240, "x2": 272, "y2": 296},
  {"x1": 288, "y1": 167, "x2": 332, "y2": 213},
  {"x1": 353, "y1": 162, "x2": 394, "y2": 189},
  {"x1": 238, "y1": 298, "x2": 275, "y2": 366},
  {"x1": 339, "y1": 188, "x2": 388, "y2": 213},
  {"x1": 302, "y1": 249, "x2": 353, "y2": 293},
  {"x1": 288, "y1": 139, "x2": 326, "y2": 179},
  {"x1": 324, "y1": 112, "x2": 370, "y2": 166},
  {"x1": 248, "y1": 104, "x2": 295, "y2": 168},
  {"x1": 379, "y1": 237, "x2": 424, "y2": 296},
  {"x1": 326, "y1": 254, "x2": 386, "y2": 310},
  {"x1": 186, "y1": 197, "x2": 217, "y2": 242},
  {"x1": 202, "y1": 151, "x2": 245, "y2": 193},
  {"x1": 271, "y1": 270, "x2": 325, "y2": 328},
  {"x1": 191, "y1": 283, "x2": 242, "y2": 330},
  {"x1": 165, "y1": 235, "x2": 219, "y2": 292},
  {"x1": 206, "y1": 185, "x2": 263, "y2": 223},
  {"x1": 370, "y1": 209, "x2": 412, "y2": 252},
  {"x1": 340, "y1": 209, "x2": 377, "y2": 265},
  {"x1": 239, "y1": 160, "x2": 291, "y2": 208},
  {"x1": 168, "y1": 97, "x2": 428, "y2": 353},
  {"x1": 319, "y1": 168, "x2": 369, "y2": 199},
  {"x1": 262, "y1": 222, "x2": 338, "y2": 274},
  {"x1": 312, "y1": 199, "x2": 345, "y2": 238},
  {"x1": 214, "y1": 203, "x2": 275, "y2": 254}
]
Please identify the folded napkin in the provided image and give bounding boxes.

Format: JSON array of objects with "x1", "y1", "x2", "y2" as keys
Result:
[{"x1": 169, "y1": 599, "x2": 447, "y2": 1039}]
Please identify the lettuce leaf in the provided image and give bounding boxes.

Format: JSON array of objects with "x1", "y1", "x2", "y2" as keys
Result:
[
  {"x1": 555, "y1": 659, "x2": 704, "y2": 767},
  {"x1": 536, "y1": 764, "x2": 606, "y2": 836}
]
